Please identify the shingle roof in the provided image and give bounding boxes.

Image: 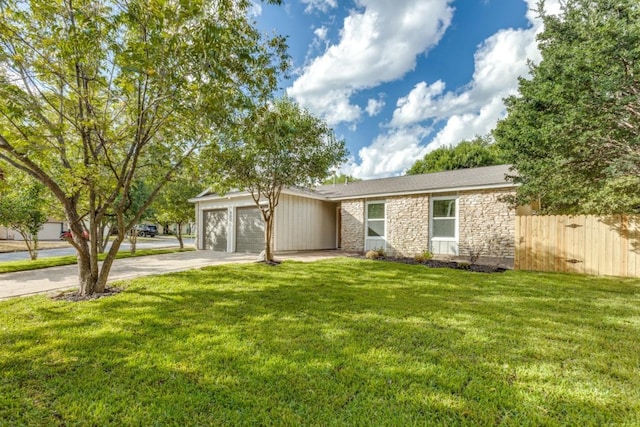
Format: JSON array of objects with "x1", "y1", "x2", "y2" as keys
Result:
[
  {"x1": 312, "y1": 164, "x2": 515, "y2": 200},
  {"x1": 190, "y1": 164, "x2": 516, "y2": 203}
]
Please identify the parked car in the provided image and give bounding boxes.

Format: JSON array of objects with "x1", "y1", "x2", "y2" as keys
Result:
[
  {"x1": 135, "y1": 224, "x2": 158, "y2": 237},
  {"x1": 60, "y1": 230, "x2": 90, "y2": 240}
]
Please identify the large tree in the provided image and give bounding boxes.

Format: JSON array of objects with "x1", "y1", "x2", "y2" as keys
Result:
[
  {"x1": 494, "y1": 0, "x2": 640, "y2": 214},
  {"x1": 207, "y1": 97, "x2": 347, "y2": 263},
  {"x1": 0, "y1": 0, "x2": 287, "y2": 295},
  {"x1": 152, "y1": 171, "x2": 200, "y2": 249},
  {"x1": 406, "y1": 135, "x2": 505, "y2": 175}
]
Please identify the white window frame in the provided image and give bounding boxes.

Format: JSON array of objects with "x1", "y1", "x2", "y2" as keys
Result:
[
  {"x1": 365, "y1": 201, "x2": 386, "y2": 250},
  {"x1": 430, "y1": 196, "x2": 459, "y2": 242}
]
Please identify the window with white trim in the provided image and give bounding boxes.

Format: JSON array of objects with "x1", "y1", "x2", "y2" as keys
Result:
[
  {"x1": 366, "y1": 202, "x2": 385, "y2": 237},
  {"x1": 431, "y1": 198, "x2": 456, "y2": 238}
]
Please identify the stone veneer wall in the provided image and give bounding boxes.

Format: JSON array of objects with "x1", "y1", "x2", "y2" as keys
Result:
[
  {"x1": 339, "y1": 188, "x2": 516, "y2": 259},
  {"x1": 458, "y1": 188, "x2": 516, "y2": 259},
  {"x1": 341, "y1": 200, "x2": 365, "y2": 253},
  {"x1": 386, "y1": 195, "x2": 430, "y2": 257}
]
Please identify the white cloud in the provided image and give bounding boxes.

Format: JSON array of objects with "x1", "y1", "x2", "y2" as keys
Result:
[
  {"x1": 313, "y1": 26, "x2": 328, "y2": 40},
  {"x1": 301, "y1": 0, "x2": 337, "y2": 14},
  {"x1": 248, "y1": 2, "x2": 262, "y2": 17},
  {"x1": 365, "y1": 98, "x2": 385, "y2": 117},
  {"x1": 343, "y1": 126, "x2": 431, "y2": 179},
  {"x1": 390, "y1": 25, "x2": 540, "y2": 127},
  {"x1": 287, "y1": 0, "x2": 454, "y2": 126},
  {"x1": 345, "y1": 0, "x2": 565, "y2": 179}
]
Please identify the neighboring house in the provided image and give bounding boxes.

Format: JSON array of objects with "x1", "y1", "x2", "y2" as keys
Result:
[
  {"x1": 0, "y1": 219, "x2": 68, "y2": 241},
  {"x1": 189, "y1": 165, "x2": 520, "y2": 261}
]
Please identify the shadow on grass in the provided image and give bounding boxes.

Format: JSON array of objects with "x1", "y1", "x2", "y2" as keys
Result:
[{"x1": 1, "y1": 258, "x2": 639, "y2": 425}]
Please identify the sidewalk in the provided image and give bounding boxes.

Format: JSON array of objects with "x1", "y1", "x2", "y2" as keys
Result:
[{"x1": 0, "y1": 250, "x2": 344, "y2": 300}]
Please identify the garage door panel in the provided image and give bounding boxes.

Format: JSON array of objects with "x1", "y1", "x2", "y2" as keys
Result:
[
  {"x1": 38, "y1": 223, "x2": 64, "y2": 240},
  {"x1": 236, "y1": 207, "x2": 264, "y2": 253},
  {"x1": 203, "y1": 209, "x2": 228, "y2": 251}
]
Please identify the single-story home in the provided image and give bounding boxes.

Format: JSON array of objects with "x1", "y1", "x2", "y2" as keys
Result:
[
  {"x1": 189, "y1": 164, "x2": 521, "y2": 261},
  {"x1": 0, "y1": 219, "x2": 68, "y2": 241}
]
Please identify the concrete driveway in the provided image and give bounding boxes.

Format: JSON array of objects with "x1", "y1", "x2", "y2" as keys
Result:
[{"x1": 0, "y1": 250, "x2": 344, "y2": 300}]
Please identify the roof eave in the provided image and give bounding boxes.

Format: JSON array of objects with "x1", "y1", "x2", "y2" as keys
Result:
[
  {"x1": 322, "y1": 182, "x2": 518, "y2": 201},
  {"x1": 188, "y1": 187, "x2": 331, "y2": 203}
]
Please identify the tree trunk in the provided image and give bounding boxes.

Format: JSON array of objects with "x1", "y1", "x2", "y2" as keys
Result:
[
  {"x1": 128, "y1": 230, "x2": 137, "y2": 255},
  {"x1": 77, "y1": 255, "x2": 99, "y2": 295},
  {"x1": 76, "y1": 234, "x2": 124, "y2": 295},
  {"x1": 18, "y1": 231, "x2": 38, "y2": 260},
  {"x1": 264, "y1": 213, "x2": 274, "y2": 262},
  {"x1": 97, "y1": 222, "x2": 111, "y2": 254},
  {"x1": 176, "y1": 222, "x2": 184, "y2": 249}
]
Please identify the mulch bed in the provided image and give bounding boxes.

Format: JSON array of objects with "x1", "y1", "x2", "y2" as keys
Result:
[
  {"x1": 50, "y1": 287, "x2": 123, "y2": 302},
  {"x1": 367, "y1": 256, "x2": 507, "y2": 273}
]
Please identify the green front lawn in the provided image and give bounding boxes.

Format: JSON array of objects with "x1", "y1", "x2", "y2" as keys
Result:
[
  {"x1": 1, "y1": 258, "x2": 639, "y2": 425},
  {"x1": 0, "y1": 247, "x2": 195, "y2": 274}
]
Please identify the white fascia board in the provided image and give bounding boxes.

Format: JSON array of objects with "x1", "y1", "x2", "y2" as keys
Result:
[
  {"x1": 281, "y1": 188, "x2": 330, "y2": 201},
  {"x1": 323, "y1": 183, "x2": 518, "y2": 201},
  {"x1": 188, "y1": 190, "x2": 250, "y2": 204},
  {"x1": 189, "y1": 187, "x2": 332, "y2": 204}
]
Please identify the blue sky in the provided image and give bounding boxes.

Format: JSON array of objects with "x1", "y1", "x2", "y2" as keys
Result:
[{"x1": 254, "y1": 0, "x2": 561, "y2": 179}]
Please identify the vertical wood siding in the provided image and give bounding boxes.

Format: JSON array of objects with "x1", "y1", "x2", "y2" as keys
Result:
[
  {"x1": 516, "y1": 215, "x2": 640, "y2": 277},
  {"x1": 274, "y1": 194, "x2": 338, "y2": 251}
]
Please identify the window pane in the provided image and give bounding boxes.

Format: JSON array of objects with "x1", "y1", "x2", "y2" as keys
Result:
[
  {"x1": 433, "y1": 199, "x2": 455, "y2": 218},
  {"x1": 367, "y1": 220, "x2": 385, "y2": 237},
  {"x1": 367, "y1": 203, "x2": 385, "y2": 219},
  {"x1": 433, "y1": 218, "x2": 455, "y2": 238}
]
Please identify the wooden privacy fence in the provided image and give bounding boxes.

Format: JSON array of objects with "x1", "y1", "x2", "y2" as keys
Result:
[{"x1": 515, "y1": 215, "x2": 640, "y2": 277}]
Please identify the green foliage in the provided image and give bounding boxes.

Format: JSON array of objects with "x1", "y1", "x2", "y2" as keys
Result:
[
  {"x1": 152, "y1": 172, "x2": 200, "y2": 248},
  {"x1": 414, "y1": 250, "x2": 433, "y2": 263},
  {"x1": 0, "y1": 171, "x2": 49, "y2": 260},
  {"x1": 322, "y1": 173, "x2": 361, "y2": 185},
  {"x1": 210, "y1": 97, "x2": 348, "y2": 192},
  {"x1": 0, "y1": 258, "x2": 639, "y2": 424},
  {"x1": 0, "y1": 0, "x2": 288, "y2": 293},
  {"x1": 494, "y1": 0, "x2": 640, "y2": 214},
  {"x1": 406, "y1": 135, "x2": 505, "y2": 175},
  {"x1": 205, "y1": 97, "x2": 347, "y2": 261}
]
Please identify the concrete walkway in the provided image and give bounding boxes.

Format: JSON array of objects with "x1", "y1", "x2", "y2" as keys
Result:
[{"x1": 0, "y1": 250, "x2": 344, "y2": 300}]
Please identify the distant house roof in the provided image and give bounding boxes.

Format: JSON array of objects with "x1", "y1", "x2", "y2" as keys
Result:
[
  {"x1": 313, "y1": 164, "x2": 515, "y2": 200},
  {"x1": 190, "y1": 164, "x2": 516, "y2": 203}
]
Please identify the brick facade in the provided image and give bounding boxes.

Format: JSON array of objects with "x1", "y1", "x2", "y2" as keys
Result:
[{"x1": 339, "y1": 188, "x2": 516, "y2": 259}]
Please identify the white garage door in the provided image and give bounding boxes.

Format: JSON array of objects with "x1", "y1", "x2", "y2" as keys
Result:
[
  {"x1": 235, "y1": 207, "x2": 264, "y2": 253},
  {"x1": 39, "y1": 222, "x2": 64, "y2": 240},
  {"x1": 203, "y1": 209, "x2": 228, "y2": 251}
]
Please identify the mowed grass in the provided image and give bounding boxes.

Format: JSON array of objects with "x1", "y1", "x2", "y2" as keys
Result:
[
  {"x1": 1, "y1": 258, "x2": 639, "y2": 426},
  {"x1": 0, "y1": 247, "x2": 195, "y2": 274}
]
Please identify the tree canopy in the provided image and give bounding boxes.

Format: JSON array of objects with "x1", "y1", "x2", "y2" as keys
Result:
[
  {"x1": 494, "y1": 0, "x2": 640, "y2": 214},
  {"x1": 322, "y1": 173, "x2": 361, "y2": 185},
  {"x1": 152, "y1": 170, "x2": 200, "y2": 249},
  {"x1": 406, "y1": 135, "x2": 505, "y2": 175},
  {"x1": 0, "y1": 0, "x2": 287, "y2": 294},
  {"x1": 0, "y1": 170, "x2": 49, "y2": 260},
  {"x1": 206, "y1": 97, "x2": 347, "y2": 262}
]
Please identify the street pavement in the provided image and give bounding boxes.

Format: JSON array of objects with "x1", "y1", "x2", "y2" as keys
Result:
[
  {"x1": 0, "y1": 236, "x2": 194, "y2": 262},
  {"x1": 0, "y1": 249, "x2": 344, "y2": 300}
]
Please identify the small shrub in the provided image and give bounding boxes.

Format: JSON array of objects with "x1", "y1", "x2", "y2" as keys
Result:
[
  {"x1": 375, "y1": 247, "x2": 387, "y2": 258},
  {"x1": 365, "y1": 250, "x2": 379, "y2": 259},
  {"x1": 458, "y1": 261, "x2": 471, "y2": 270},
  {"x1": 414, "y1": 250, "x2": 433, "y2": 263}
]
